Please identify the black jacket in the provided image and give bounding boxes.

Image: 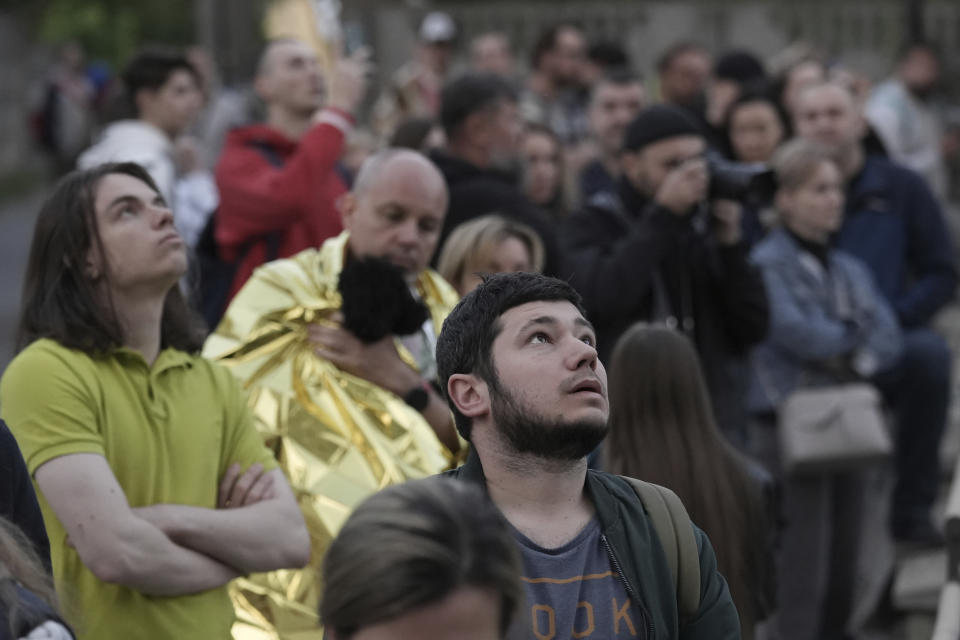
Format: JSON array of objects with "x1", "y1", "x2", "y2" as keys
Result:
[
  {"x1": 430, "y1": 151, "x2": 560, "y2": 276},
  {"x1": 0, "y1": 583, "x2": 75, "y2": 640},
  {"x1": 561, "y1": 181, "x2": 769, "y2": 439},
  {"x1": 446, "y1": 451, "x2": 741, "y2": 640},
  {"x1": 1, "y1": 419, "x2": 50, "y2": 569}
]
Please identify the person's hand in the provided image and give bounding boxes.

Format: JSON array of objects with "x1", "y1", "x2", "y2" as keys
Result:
[
  {"x1": 217, "y1": 462, "x2": 272, "y2": 509},
  {"x1": 325, "y1": 47, "x2": 372, "y2": 115},
  {"x1": 711, "y1": 199, "x2": 743, "y2": 245},
  {"x1": 173, "y1": 136, "x2": 203, "y2": 174},
  {"x1": 309, "y1": 314, "x2": 420, "y2": 396},
  {"x1": 654, "y1": 157, "x2": 709, "y2": 216}
]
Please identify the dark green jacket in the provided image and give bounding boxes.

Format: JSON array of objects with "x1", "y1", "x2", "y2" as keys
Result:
[{"x1": 446, "y1": 451, "x2": 741, "y2": 640}]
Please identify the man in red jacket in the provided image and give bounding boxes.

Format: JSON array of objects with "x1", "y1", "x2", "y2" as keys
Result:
[{"x1": 214, "y1": 39, "x2": 369, "y2": 301}]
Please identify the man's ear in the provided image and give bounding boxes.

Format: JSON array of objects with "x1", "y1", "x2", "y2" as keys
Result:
[
  {"x1": 134, "y1": 87, "x2": 157, "y2": 121},
  {"x1": 83, "y1": 246, "x2": 102, "y2": 281},
  {"x1": 253, "y1": 74, "x2": 272, "y2": 103},
  {"x1": 447, "y1": 373, "x2": 489, "y2": 420},
  {"x1": 338, "y1": 192, "x2": 357, "y2": 229}
]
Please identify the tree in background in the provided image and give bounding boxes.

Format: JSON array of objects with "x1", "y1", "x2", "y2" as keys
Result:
[{"x1": 14, "y1": 0, "x2": 194, "y2": 69}]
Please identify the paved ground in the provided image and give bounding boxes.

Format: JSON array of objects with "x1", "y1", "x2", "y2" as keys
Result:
[{"x1": 0, "y1": 191, "x2": 43, "y2": 372}]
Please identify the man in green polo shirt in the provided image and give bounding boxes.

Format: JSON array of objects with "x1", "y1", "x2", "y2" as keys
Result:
[{"x1": 0, "y1": 162, "x2": 310, "y2": 639}]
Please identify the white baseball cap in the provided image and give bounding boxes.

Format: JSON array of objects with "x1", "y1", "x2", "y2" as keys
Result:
[{"x1": 419, "y1": 12, "x2": 457, "y2": 44}]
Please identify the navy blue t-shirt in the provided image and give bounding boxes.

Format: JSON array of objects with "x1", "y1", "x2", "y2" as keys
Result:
[{"x1": 508, "y1": 518, "x2": 644, "y2": 639}]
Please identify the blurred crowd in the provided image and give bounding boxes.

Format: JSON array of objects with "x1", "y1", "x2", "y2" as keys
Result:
[{"x1": 3, "y1": 9, "x2": 960, "y2": 640}]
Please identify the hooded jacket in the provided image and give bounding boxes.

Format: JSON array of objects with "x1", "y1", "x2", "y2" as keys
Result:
[{"x1": 214, "y1": 114, "x2": 348, "y2": 300}]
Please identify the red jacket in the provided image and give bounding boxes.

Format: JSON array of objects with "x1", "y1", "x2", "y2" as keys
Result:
[{"x1": 214, "y1": 111, "x2": 350, "y2": 299}]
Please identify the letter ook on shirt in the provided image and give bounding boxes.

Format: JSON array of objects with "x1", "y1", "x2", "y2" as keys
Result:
[{"x1": 507, "y1": 518, "x2": 644, "y2": 639}]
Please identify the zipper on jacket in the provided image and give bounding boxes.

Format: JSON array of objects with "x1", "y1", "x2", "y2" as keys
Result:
[{"x1": 601, "y1": 533, "x2": 654, "y2": 640}]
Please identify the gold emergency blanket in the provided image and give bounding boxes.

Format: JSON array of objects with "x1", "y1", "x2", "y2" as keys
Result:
[{"x1": 203, "y1": 232, "x2": 461, "y2": 639}]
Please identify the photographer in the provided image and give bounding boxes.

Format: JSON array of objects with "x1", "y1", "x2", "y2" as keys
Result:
[{"x1": 562, "y1": 104, "x2": 769, "y2": 443}]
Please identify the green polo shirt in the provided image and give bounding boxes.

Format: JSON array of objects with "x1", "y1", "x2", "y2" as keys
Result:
[{"x1": 0, "y1": 338, "x2": 276, "y2": 640}]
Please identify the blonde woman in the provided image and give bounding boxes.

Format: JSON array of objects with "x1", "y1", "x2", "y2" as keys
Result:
[{"x1": 436, "y1": 215, "x2": 545, "y2": 296}]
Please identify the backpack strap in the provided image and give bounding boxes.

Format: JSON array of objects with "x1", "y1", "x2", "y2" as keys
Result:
[{"x1": 620, "y1": 475, "x2": 701, "y2": 624}]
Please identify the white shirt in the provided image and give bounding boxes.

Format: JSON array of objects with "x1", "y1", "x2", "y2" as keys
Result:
[
  {"x1": 77, "y1": 120, "x2": 218, "y2": 248},
  {"x1": 866, "y1": 79, "x2": 947, "y2": 200}
]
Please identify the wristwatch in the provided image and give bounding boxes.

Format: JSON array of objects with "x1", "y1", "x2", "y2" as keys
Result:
[{"x1": 402, "y1": 380, "x2": 432, "y2": 412}]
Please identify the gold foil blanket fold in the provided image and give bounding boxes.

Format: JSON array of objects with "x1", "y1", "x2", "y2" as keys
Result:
[{"x1": 203, "y1": 232, "x2": 461, "y2": 638}]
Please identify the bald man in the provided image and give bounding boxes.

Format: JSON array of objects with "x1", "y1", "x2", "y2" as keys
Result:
[
  {"x1": 794, "y1": 81, "x2": 957, "y2": 545},
  {"x1": 208, "y1": 40, "x2": 369, "y2": 322},
  {"x1": 203, "y1": 149, "x2": 463, "y2": 634}
]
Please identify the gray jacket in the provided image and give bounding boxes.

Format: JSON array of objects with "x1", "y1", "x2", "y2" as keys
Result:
[{"x1": 747, "y1": 228, "x2": 903, "y2": 413}]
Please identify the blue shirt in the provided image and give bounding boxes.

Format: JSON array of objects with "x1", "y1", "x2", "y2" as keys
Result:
[{"x1": 508, "y1": 519, "x2": 641, "y2": 639}]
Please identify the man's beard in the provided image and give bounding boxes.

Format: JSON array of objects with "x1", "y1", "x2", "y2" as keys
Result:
[{"x1": 489, "y1": 375, "x2": 608, "y2": 461}]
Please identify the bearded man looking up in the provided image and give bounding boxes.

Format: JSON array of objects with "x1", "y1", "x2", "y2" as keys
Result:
[{"x1": 437, "y1": 272, "x2": 740, "y2": 640}]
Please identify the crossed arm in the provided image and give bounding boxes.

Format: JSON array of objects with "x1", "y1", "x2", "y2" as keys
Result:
[
  {"x1": 35, "y1": 454, "x2": 310, "y2": 597},
  {"x1": 134, "y1": 462, "x2": 310, "y2": 574}
]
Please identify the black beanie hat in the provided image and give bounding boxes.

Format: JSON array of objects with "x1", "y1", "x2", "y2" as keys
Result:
[
  {"x1": 622, "y1": 104, "x2": 703, "y2": 152},
  {"x1": 714, "y1": 50, "x2": 766, "y2": 84}
]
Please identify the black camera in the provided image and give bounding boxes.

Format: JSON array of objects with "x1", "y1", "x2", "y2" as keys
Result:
[{"x1": 706, "y1": 151, "x2": 777, "y2": 207}]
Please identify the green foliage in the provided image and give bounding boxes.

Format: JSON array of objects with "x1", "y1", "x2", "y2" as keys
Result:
[{"x1": 28, "y1": 0, "x2": 196, "y2": 69}]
